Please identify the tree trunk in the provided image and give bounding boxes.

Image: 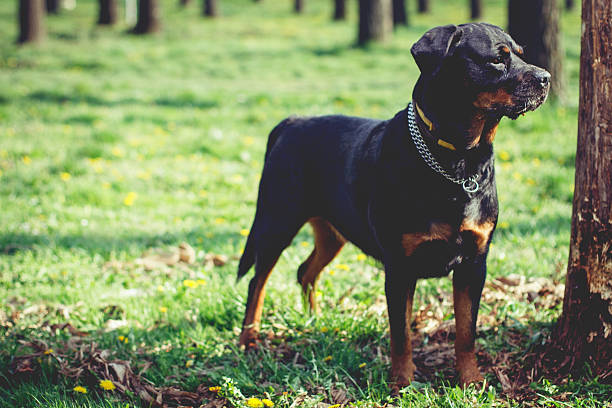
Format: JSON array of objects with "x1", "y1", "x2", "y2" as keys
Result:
[
  {"x1": 132, "y1": 0, "x2": 160, "y2": 34},
  {"x1": 203, "y1": 0, "x2": 218, "y2": 16},
  {"x1": 98, "y1": 0, "x2": 117, "y2": 25},
  {"x1": 358, "y1": 0, "x2": 392, "y2": 45},
  {"x1": 508, "y1": 0, "x2": 563, "y2": 99},
  {"x1": 565, "y1": 0, "x2": 574, "y2": 10},
  {"x1": 392, "y1": 0, "x2": 408, "y2": 26},
  {"x1": 18, "y1": 0, "x2": 45, "y2": 44},
  {"x1": 45, "y1": 0, "x2": 60, "y2": 14},
  {"x1": 553, "y1": 0, "x2": 612, "y2": 378},
  {"x1": 470, "y1": 0, "x2": 481, "y2": 19},
  {"x1": 294, "y1": 0, "x2": 304, "y2": 13},
  {"x1": 333, "y1": 0, "x2": 346, "y2": 20},
  {"x1": 417, "y1": 0, "x2": 429, "y2": 13},
  {"x1": 180, "y1": 0, "x2": 191, "y2": 6}
]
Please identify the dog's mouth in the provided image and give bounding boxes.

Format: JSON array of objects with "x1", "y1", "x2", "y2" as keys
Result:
[{"x1": 505, "y1": 90, "x2": 549, "y2": 119}]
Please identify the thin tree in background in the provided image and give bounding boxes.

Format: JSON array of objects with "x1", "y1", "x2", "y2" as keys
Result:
[
  {"x1": 417, "y1": 0, "x2": 429, "y2": 13},
  {"x1": 294, "y1": 0, "x2": 304, "y2": 13},
  {"x1": 508, "y1": 0, "x2": 563, "y2": 99},
  {"x1": 45, "y1": 0, "x2": 60, "y2": 14},
  {"x1": 132, "y1": 0, "x2": 161, "y2": 34},
  {"x1": 180, "y1": 0, "x2": 191, "y2": 6},
  {"x1": 98, "y1": 0, "x2": 118, "y2": 25},
  {"x1": 18, "y1": 0, "x2": 45, "y2": 44},
  {"x1": 470, "y1": 0, "x2": 481, "y2": 19},
  {"x1": 333, "y1": 0, "x2": 346, "y2": 20},
  {"x1": 203, "y1": 0, "x2": 218, "y2": 17},
  {"x1": 551, "y1": 0, "x2": 611, "y2": 379},
  {"x1": 565, "y1": 0, "x2": 574, "y2": 10},
  {"x1": 392, "y1": 0, "x2": 408, "y2": 26},
  {"x1": 358, "y1": 0, "x2": 392, "y2": 45}
]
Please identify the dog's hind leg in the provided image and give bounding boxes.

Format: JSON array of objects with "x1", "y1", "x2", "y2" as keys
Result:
[
  {"x1": 239, "y1": 218, "x2": 304, "y2": 349},
  {"x1": 297, "y1": 217, "x2": 346, "y2": 313}
]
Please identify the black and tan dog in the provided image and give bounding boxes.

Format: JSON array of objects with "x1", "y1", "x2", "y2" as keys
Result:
[{"x1": 236, "y1": 23, "x2": 550, "y2": 389}]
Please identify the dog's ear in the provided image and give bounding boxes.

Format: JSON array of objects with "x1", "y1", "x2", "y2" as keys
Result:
[{"x1": 411, "y1": 25, "x2": 463, "y2": 74}]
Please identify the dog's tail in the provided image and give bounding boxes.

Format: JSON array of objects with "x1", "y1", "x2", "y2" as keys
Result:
[
  {"x1": 264, "y1": 117, "x2": 295, "y2": 161},
  {"x1": 236, "y1": 232, "x2": 256, "y2": 282}
]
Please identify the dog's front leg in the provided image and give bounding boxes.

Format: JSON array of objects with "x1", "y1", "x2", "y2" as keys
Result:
[
  {"x1": 384, "y1": 261, "x2": 417, "y2": 393},
  {"x1": 452, "y1": 256, "x2": 486, "y2": 386}
]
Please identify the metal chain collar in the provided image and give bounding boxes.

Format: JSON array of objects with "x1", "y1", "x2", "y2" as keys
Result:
[{"x1": 407, "y1": 102, "x2": 479, "y2": 193}]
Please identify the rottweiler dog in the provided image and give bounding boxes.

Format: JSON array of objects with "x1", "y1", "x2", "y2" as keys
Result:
[{"x1": 236, "y1": 23, "x2": 550, "y2": 390}]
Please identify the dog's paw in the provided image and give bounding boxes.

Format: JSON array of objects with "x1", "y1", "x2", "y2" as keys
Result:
[{"x1": 458, "y1": 370, "x2": 484, "y2": 387}]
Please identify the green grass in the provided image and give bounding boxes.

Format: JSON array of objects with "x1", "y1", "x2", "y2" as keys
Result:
[{"x1": 1, "y1": 0, "x2": 609, "y2": 407}]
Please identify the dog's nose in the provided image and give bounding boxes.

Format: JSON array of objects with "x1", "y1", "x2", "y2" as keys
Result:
[{"x1": 535, "y1": 70, "x2": 551, "y2": 88}]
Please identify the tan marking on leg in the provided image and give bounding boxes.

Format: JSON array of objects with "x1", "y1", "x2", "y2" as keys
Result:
[
  {"x1": 299, "y1": 217, "x2": 345, "y2": 312},
  {"x1": 389, "y1": 280, "x2": 417, "y2": 392},
  {"x1": 484, "y1": 122, "x2": 499, "y2": 144},
  {"x1": 239, "y1": 261, "x2": 278, "y2": 349},
  {"x1": 402, "y1": 222, "x2": 453, "y2": 257},
  {"x1": 460, "y1": 220, "x2": 495, "y2": 254},
  {"x1": 453, "y1": 283, "x2": 484, "y2": 386}
]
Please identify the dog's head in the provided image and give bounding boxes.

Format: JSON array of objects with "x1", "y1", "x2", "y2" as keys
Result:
[{"x1": 411, "y1": 23, "x2": 550, "y2": 120}]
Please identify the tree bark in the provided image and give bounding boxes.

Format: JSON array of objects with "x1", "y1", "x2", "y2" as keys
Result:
[
  {"x1": 417, "y1": 0, "x2": 429, "y2": 13},
  {"x1": 203, "y1": 0, "x2": 218, "y2": 17},
  {"x1": 294, "y1": 0, "x2": 304, "y2": 13},
  {"x1": 98, "y1": 0, "x2": 118, "y2": 25},
  {"x1": 45, "y1": 0, "x2": 60, "y2": 14},
  {"x1": 333, "y1": 0, "x2": 346, "y2": 20},
  {"x1": 508, "y1": 0, "x2": 563, "y2": 99},
  {"x1": 392, "y1": 0, "x2": 408, "y2": 26},
  {"x1": 470, "y1": 0, "x2": 481, "y2": 19},
  {"x1": 132, "y1": 0, "x2": 161, "y2": 34},
  {"x1": 358, "y1": 0, "x2": 392, "y2": 45},
  {"x1": 553, "y1": 0, "x2": 612, "y2": 378},
  {"x1": 18, "y1": 0, "x2": 45, "y2": 44}
]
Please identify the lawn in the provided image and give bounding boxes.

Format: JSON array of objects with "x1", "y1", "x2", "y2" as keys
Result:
[{"x1": 1, "y1": 0, "x2": 609, "y2": 407}]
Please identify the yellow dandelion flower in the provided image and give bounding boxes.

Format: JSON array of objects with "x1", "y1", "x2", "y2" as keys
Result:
[
  {"x1": 498, "y1": 221, "x2": 510, "y2": 229},
  {"x1": 323, "y1": 355, "x2": 332, "y2": 362},
  {"x1": 73, "y1": 385, "x2": 87, "y2": 394},
  {"x1": 526, "y1": 178, "x2": 536, "y2": 186},
  {"x1": 208, "y1": 386, "x2": 221, "y2": 392},
  {"x1": 214, "y1": 218, "x2": 226, "y2": 224},
  {"x1": 532, "y1": 158, "x2": 541, "y2": 167},
  {"x1": 499, "y1": 151, "x2": 511, "y2": 161},
  {"x1": 123, "y1": 192, "x2": 137, "y2": 206},
  {"x1": 336, "y1": 264, "x2": 349, "y2": 271},
  {"x1": 157, "y1": 285, "x2": 165, "y2": 292},
  {"x1": 512, "y1": 172, "x2": 522, "y2": 181},
  {"x1": 231, "y1": 174, "x2": 243, "y2": 183},
  {"x1": 359, "y1": 362, "x2": 367, "y2": 368},
  {"x1": 159, "y1": 306, "x2": 168, "y2": 313},
  {"x1": 243, "y1": 136, "x2": 255, "y2": 146},
  {"x1": 246, "y1": 398, "x2": 264, "y2": 408},
  {"x1": 300, "y1": 241, "x2": 310, "y2": 247},
  {"x1": 321, "y1": 327, "x2": 328, "y2": 333},
  {"x1": 196, "y1": 279, "x2": 207, "y2": 286},
  {"x1": 22, "y1": 155, "x2": 32, "y2": 165},
  {"x1": 118, "y1": 336, "x2": 128, "y2": 344},
  {"x1": 99, "y1": 380, "x2": 115, "y2": 391},
  {"x1": 328, "y1": 269, "x2": 335, "y2": 276},
  {"x1": 44, "y1": 349, "x2": 53, "y2": 355},
  {"x1": 60, "y1": 172, "x2": 71, "y2": 181},
  {"x1": 185, "y1": 359, "x2": 194, "y2": 368},
  {"x1": 329, "y1": 405, "x2": 341, "y2": 408},
  {"x1": 356, "y1": 254, "x2": 367, "y2": 261},
  {"x1": 137, "y1": 170, "x2": 151, "y2": 180},
  {"x1": 199, "y1": 190, "x2": 208, "y2": 198},
  {"x1": 183, "y1": 279, "x2": 198, "y2": 289},
  {"x1": 111, "y1": 147, "x2": 124, "y2": 157},
  {"x1": 240, "y1": 229, "x2": 250, "y2": 237},
  {"x1": 262, "y1": 399, "x2": 274, "y2": 407},
  {"x1": 102, "y1": 181, "x2": 111, "y2": 189}
]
